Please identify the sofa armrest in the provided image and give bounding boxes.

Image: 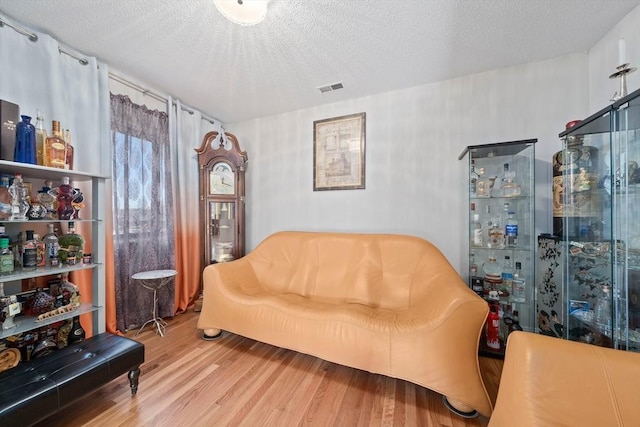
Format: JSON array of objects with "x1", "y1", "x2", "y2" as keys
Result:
[{"x1": 489, "y1": 331, "x2": 640, "y2": 427}]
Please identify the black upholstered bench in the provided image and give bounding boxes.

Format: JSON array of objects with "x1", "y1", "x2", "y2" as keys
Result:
[{"x1": 0, "y1": 332, "x2": 144, "y2": 426}]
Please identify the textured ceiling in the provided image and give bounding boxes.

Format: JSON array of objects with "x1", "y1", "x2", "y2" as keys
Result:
[{"x1": 0, "y1": 0, "x2": 639, "y2": 124}]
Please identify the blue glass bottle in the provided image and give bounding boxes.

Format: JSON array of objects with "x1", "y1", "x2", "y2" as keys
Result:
[{"x1": 14, "y1": 115, "x2": 37, "y2": 164}]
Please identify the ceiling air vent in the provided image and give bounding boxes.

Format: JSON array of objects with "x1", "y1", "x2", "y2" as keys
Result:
[{"x1": 317, "y1": 82, "x2": 344, "y2": 93}]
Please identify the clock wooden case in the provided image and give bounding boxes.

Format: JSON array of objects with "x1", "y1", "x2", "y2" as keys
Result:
[{"x1": 195, "y1": 131, "x2": 248, "y2": 266}]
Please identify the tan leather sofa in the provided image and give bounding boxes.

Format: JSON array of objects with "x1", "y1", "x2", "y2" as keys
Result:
[
  {"x1": 490, "y1": 331, "x2": 640, "y2": 426},
  {"x1": 197, "y1": 231, "x2": 493, "y2": 417}
]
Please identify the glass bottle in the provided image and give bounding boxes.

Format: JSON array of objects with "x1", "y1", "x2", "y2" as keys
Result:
[
  {"x1": 0, "y1": 237, "x2": 14, "y2": 274},
  {"x1": 511, "y1": 261, "x2": 526, "y2": 302},
  {"x1": 67, "y1": 316, "x2": 85, "y2": 344},
  {"x1": 501, "y1": 255, "x2": 514, "y2": 296},
  {"x1": 0, "y1": 178, "x2": 9, "y2": 221},
  {"x1": 50, "y1": 177, "x2": 77, "y2": 220},
  {"x1": 14, "y1": 115, "x2": 37, "y2": 164},
  {"x1": 57, "y1": 318, "x2": 73, "y2": 348},
  {"x1": 9, "y1": 173, "x2": 30, "y2": 221},
  {"x1": 44, "y1": 120, "x2": 67, "y2": 169},
  {"x1": 0, "y1": 224, "x2": 9, "y2": 242},
  {"x1": 594, "y1": 285, "x2": 612, "y2": 336},
  {"x1": 471, "y1": 213, "x2": 483, "y2": 247},
  {"x1": 43, "y1": 223, "x2": 60, "y2": 269},
  {"x1": 505, "y1": 210, "x2": 518, "y2": 248},
  {"x1": 500, "y1": 163, "x2": 522, "y2": 197},
  {"x1": 35, "y1": 111, "x2": 47, "y2": 166},
  {"x1": 470, "y1": 159, "x2": 479, "y2": 197},
  {"x1": 37, "y1": 181, "x2": 56, "y2": 219},
  {"x1": 21, "y1": 229, "x2": 37, "y2": 271},
  {"x1": 64, "y1": 128, "x2": 74, "y2": 170}
]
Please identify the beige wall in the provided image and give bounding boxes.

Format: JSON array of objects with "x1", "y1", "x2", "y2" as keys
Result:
[
  {"x1": 228, "y1": 5, "x2": 640, "y2": 273},
  {"x1": 229, "y1": 53, "x2": 588, "y2": 272}
]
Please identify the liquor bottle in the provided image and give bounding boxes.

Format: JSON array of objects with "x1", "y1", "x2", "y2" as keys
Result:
[
  {"x1": 0, "y1": 237, "x2": 13, "y2": 274},
  {"x1": 471, "y1": 213, "x2": 483, "y2": 247},
  {"x1": 57, "y1": 318, "x2": 73, "y2": 347},
  {"x1": 37, "y1": 181, "x2": 56, "y2": 219},
  {"x1": 501, "y1": 255, "x2": 514, "y2": 296},
  {"x1": 14, "y1": 115, "x2": 37, "y2": 164},
  {"x1": 52, "y1": 177, "x2": 77, "y2": 220},
  {"x1": 35, "y1": 111, "x2": 47, "y2": 166},
  {"x1": 8, "y1": 173, "x2": 30, "y2": 221},
  {"x1": 470, "y1": 159, "x2": 479, "y2": 197},
  {"x1": 500, "y1": 163, "x2": 521, "y2": 197},
  {"x1": 488, "y1": 216, "x2": 505, "y2": 249},
  {"x1": 0, "y1": 224, "x2": 9, "y2": 242},
  {"x1": 511, "y1": 261, "x2": 526, "y2": 302},
  {"x1": 67, "y1": 316, "x2": 85, "y2": 344},
  {"x1": 43, "y1": 223, "x2": 60, "y2": 269},
  {"x1": 486, "y1": 303, "x2": 501, "y2": 350},
  {"x1": 500, "y1": 163, "x2": 510, "y2": 187},
  {"x1": 44, "y1": 120, "x2": 67, "y2": 169},
  {"x1": 505, "y1": 211, "x2": 518, "y2": 248},
  {"x1": 64, "y1": 128, "x2": 74, "y2": 170},
  {"x1": 0, "y1": 179, "x2": 9, "y2": 222},
  {"x1": 21, "y1": 230, "x2": 37, "y2": 271}
]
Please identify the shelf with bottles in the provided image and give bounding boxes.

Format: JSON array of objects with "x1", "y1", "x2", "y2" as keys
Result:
[
  {"x1": 0, "y1": 262, "x2": 97, "y2": 283},
  {"x1": 464, "y1": 141, "x2": 536, "y2": 201},
  {"x1": 0, "y1": 160, "x2": 108, "y2": 182},
  {"x1": 0, "y1": 302, "x2": 97, "y2": 341}
]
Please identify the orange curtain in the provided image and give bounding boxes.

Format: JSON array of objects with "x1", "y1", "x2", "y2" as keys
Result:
[{"x1": 104, "y1": 178, "x2": 118, "y2": 334}]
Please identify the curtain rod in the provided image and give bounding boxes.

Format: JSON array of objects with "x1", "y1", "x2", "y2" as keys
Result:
[
  {"x1": 108, "y1": 73, "x2": 218, "y2": 125},
  {"x1": 1, "y1": 15, "x2": 90, "y2": 66},
  {"x1": 0, "y1": 15, "x2": 37, "y2": 42},
  {"x1": 1, "y1": 14, "x2": 219, "y2": 126}
]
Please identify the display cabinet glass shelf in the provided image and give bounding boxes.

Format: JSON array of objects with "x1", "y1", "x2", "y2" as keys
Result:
[
  {"x1": 558, "y1": 88, "x2": 640, "y2": 352},
  {"x1": 0, "y1": 160, "x2": 107, "y2": 343},
  {"x1": 459, "y1": 139, "x2": 536, "y2": 357}
]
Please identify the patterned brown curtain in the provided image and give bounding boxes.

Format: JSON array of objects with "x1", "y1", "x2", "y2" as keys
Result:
[{"x1": 110, "y1": 94, "x2": 175, "y2": 331}]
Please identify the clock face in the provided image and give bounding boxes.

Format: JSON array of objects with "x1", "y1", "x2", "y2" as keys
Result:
[{"x1": 210, "y1": 162, "x2": 235, "y2": 195}]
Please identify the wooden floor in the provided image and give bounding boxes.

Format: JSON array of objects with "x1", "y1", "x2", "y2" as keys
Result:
[{"x1": 34, "y1": 311, "x2": 503, "y2": 427}]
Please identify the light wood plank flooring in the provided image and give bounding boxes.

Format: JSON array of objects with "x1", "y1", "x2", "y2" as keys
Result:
[{"x1": 34, "y1": 311, "x2": 502, "y2": 427}]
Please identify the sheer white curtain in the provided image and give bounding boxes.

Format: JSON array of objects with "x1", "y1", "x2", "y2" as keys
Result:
[
  {"x1": 0, "y1": 13, "x2": 110, "y2": 176},
  {"x1": 169, "y1": 99, "x2": 218, "y2": 313}
]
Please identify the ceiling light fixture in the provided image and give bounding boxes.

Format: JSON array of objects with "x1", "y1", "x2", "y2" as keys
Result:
[{"x1": 213, "y1": 0, "x2": 268, "y2": 26}]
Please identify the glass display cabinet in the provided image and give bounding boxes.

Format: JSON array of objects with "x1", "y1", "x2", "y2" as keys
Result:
[
  {"x1": 558, "y1": 88, "x2": 640, "y2": 352},
  {"x1": 459, "y1": 139, "x2": 536, "y2": 357},
  {"x1": 195, "y1": 132, "x2": 248, "y2": 266}
]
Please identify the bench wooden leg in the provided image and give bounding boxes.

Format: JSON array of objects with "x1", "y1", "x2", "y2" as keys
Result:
[{"x1": 128, "y1": 367, "x2": 141, "y2": 395}]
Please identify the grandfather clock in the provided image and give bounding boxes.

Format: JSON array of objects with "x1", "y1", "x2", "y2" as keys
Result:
[{"x1": 195, "y1": 131, "x2": 248, "y2": 268}]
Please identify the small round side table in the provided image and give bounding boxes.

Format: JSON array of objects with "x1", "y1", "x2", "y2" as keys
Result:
[{"x1": 133, "y1": 269, "x2": 177, "y2": 337}]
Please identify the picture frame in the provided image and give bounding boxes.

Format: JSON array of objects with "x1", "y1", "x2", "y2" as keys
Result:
[{"x1": 313, "y1": 112, "x2": 366, "y2": 191}]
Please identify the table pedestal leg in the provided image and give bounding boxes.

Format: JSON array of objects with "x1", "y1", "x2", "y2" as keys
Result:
[{"x1": 135, "y1": 288, "x2": 168, "y2": 337}]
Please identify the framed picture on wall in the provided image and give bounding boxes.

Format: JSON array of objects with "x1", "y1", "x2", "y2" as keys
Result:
[{"x1": 313, "y1": 112, "x2": 366, "y2": 191}]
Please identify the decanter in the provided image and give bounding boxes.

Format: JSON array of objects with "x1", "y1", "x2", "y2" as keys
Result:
[
  {"x1": 8, "y1": 173, "x2": 30, "y2": 221},
  {"x1": 49, "y1": 177, "x2": 78, "y2": 220}
]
